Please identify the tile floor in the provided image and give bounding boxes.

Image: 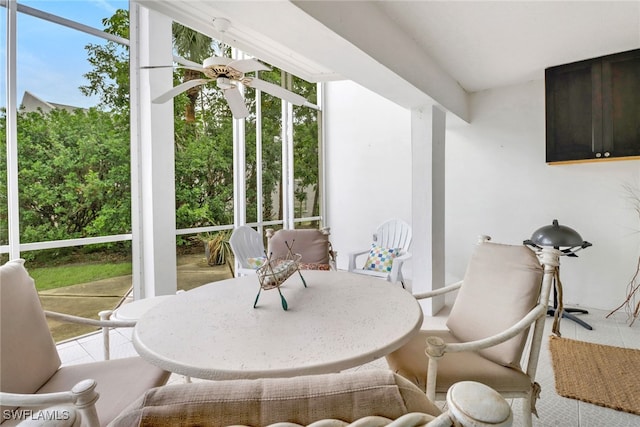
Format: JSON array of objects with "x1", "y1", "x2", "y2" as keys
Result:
[{"x1": 57, "y1": 306, "x2": 639, "y2": 426}]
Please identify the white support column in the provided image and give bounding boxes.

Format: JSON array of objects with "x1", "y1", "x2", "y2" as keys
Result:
[
  {"x1": 317, "y1": 82, "x2": 327, "y2": 226},
  {"x1": 6, "y1": 0, "x2": 19, "y2": 260},
  {"x1": 233, "y1": 49, "x2": 246, "y2": 227},
  {"x1": 130, "y1": 5, "x2": 176, "y2": 299},
  {"x1": 255, "y1": 86, "x2": 264, "y2": 234},
  {"x1": 411, "y1": 105, "x2": 446, "y2": 315},
  {"x1": 281, "y1": 99, "x2": 294, "y2": 229}
]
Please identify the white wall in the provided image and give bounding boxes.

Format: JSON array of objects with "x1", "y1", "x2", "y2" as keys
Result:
[
  {"x1": 325, "y1": 79, "x2": 640, "y2": 311},
  {"x1": 324, "y1": 81, "x2": 412, "y2": 277}
]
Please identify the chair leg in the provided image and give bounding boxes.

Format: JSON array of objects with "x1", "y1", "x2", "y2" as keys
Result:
[
  {"x1": 522, "y1": 395, "x2": 533, "y2": 427},
  {"x1": 99, "y1": 310, "x2": 112, "y2": 360}
]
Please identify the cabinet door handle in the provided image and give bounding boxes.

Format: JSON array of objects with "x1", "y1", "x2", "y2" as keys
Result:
[
  {"x1": 604, "y1": 151, "x2": 611, "y2": 157},
  {"x1": 595, "y1": 152, "x2": 602, "y2": 158}
]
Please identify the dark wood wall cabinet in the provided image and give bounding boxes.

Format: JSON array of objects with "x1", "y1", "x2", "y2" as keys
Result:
[{"x1": 545, "y1": 48, "x2": 640, "y2": 163}]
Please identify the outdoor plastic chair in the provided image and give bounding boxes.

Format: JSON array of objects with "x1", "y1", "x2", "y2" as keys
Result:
[
  {"x1": 347, "y1": 218, "x2": 412, "y2": 286},
  {"x1": 229, "y1": 225, "x2": 266, "y2": 276}
]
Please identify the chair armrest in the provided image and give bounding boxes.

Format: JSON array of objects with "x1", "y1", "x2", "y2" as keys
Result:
[
  {"x1": 347, "y1": 249, "x2": 370, "y2": 271},
  {"x1": 425, "y1": 303, "x2": 548, "y2": 357},
  {"x1": 413, "y1": 281, "x2": 463, "y2": 300},
  {"x1": 44, "y1": 311, "x2": 136, "y2": 328},
  {"x1": 45, "y1": 310, "x2": 136, "y2": 361},
  {"x1": 0, "y1": 380, "x2": 100, "y2": 427},
  {"x1": 389, "y1": 251, "x2": 412, "y2": 283}
]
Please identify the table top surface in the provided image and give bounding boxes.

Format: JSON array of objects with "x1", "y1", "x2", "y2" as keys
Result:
[
  {"x1": 112, "y1": 295, "x2": 176, "y2": 321},
  {"x1": 133, "y1": 270, "x2": 423, "y2": 380}
]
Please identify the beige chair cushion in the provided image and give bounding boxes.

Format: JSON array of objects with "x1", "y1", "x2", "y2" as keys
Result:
[
  {"x1": 39, "y1": 357, "x2": 170, "y2": 427},
  {"x1": 0, "y1": 260, "x2": 61, "y2": 396},
  {"x1": 386, "y1": 330, "x2": 532, "y2": 394},
  {"x1": 267, "y1": 229, "x2": 331, "y2": 265},
  {"x1": 108, "y1": 370, "x2": 441, "y2": 427},
  {"x1": 445, "y1": 242, "x2": 543, "y2": 368}
]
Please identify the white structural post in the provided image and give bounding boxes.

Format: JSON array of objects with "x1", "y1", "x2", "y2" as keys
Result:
[
  {"x1": 317, "y1": 82, "x2": 327, "y2": 226},
  {"x1": 281, "y1": 97, "x2": 294, "y2": 230},
  {"x1": 233, "y1": 49, "x2": 246, "y2": 227},
  {"x1": 255, "y1": 85, "x2": 264, "y2": 234},
  {"x1": 5, "y1": 0, "x2": 19, "y2": 260},
  {"x1": 130, "y1": 5, "x2": 177, "y2": 298},
  {"x1": 411, "y1": 105, "x2": 446, "y2": 315}
]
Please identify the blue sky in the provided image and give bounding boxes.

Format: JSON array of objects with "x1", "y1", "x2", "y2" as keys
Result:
[{"x1": 2, "y1": 0, "x2": 128, "y2": 109}]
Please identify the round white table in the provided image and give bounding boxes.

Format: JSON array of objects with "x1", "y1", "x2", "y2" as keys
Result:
[
  {"x1": 133, "y1": 270, "x2": 423, "y2": 380},
  {"x1": 111, "y1": 295, "x2": 177, "y2": 321}
]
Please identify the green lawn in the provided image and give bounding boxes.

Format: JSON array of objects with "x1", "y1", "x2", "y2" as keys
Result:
[{"x1": 29, "y1": 262, "x2": 132, "y2": 291}]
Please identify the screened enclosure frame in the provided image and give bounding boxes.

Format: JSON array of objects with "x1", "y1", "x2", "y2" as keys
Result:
[{"x1": 1, "y1": 1, "x2": 326, "y2": 295}]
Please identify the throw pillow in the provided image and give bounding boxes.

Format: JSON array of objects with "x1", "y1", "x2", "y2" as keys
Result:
[
  {"x1": 363, "y1": 244, "x2": 399, "y2": 273},
  {"x1": 246, "y1": 256, "x2": 267, "y2": 269},
  {"x1": 298, "y1": 262, "x2": 331, "y2": 271}
]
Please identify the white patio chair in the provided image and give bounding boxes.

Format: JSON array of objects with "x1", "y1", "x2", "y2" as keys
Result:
[
  {"x1": 385, "y1": 237, "x2": 556, "y2": 427},
  {"x1": 347, "y1": 218, "x2": 412, "y2": 287},
  {"x1": 229, "y1": 225, "x2": 266, "y2": 276},
  {"x1": 0, "y1": 259, "x2": 170, "y2": 427}
]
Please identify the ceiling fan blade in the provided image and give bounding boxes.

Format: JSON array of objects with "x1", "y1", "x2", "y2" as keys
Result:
[
  {"x1": 175, "y1": 65, "x2": 208, "y2": 74},
  {"x1": 140, "y1": 65, "x2": 175, "y2": 70},
  {"x1": 152, "y1": 78, "x2": 212, "y2": 104},
  {"x1": 223, "y1": 87, "x2": 250, "y2": 119},
  {"x1": 244, "y1": 78, "x2": 307, "y2": 106},
  {"x1": 227, "y1": 58, "x2": 271, "y2": 74},
  {"x1": 141, "y1": 65, "x2": 206, "y2": 74},
  {"x1": 203, "y1": 55, "x2": 233, "y2": 69}
]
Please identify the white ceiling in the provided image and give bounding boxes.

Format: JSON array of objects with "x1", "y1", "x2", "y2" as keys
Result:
[
  {"x1": 137, "y1": 1, "x2": 640, "y2": 120},
  {"x1": 375, "y1": 1, "x2": 640, "y2": 92}
]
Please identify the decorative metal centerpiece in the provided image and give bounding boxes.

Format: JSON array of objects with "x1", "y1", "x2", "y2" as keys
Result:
[{"x1": 254, "y1": 240, "x2": 306, "y2": 311}]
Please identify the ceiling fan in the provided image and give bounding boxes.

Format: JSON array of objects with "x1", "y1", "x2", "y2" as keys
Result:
[{"x1": 148, "y1": 56, "x2": 308, "y2": 119}]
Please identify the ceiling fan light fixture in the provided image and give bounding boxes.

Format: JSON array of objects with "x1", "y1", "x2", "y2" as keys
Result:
[{"x1": 216, "y1": 77, "x2": 235, "y2": 90}]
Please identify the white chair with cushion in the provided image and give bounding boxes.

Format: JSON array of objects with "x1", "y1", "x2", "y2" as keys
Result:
[
  {"x1": 385, "y1": 237, "x2": 556, "y2": 427},
  {"x1": 266, "y1": 227, "x2": 337, "y2": 270},
  {"x1": 229, "y1": 225, "x2": 266, "y2": 276},
  {"x1": 109, "y1": 370, "x2": 513, "y2": 427},
  {"x1": 348, "y1": 218, "x2": 412, "y2": 287},
  {"x1": 0, "y1": 259, "x2": 170, "y2": 427}
]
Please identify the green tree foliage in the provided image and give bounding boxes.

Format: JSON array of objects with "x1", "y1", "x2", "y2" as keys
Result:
[
  {"x1": 2, "y1": 8, "x2": 321, "y2": 257},
  {"x1": 16, "y1": 109, "x2": 130, "y2": 243},
  {"x1": 80, "y1": 9, "x2": 130, "y2": 112},
  {"x1": 293, "y1": 76, "x2": 319, "y2": 217},
  {"x1": 174, "y1": 87, "x2": 234, "y2": 229},
  {"x1": 172, "y1": 24, "x2": 214, "y2": 123}
]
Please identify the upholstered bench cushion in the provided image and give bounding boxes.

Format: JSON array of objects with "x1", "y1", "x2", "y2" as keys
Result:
[
  {"x1": 267, "y1": 229, "x2": 331, "y2": 264},
  {"x1": 108, "y1": 370, "x2": 441, "y2": 427}
]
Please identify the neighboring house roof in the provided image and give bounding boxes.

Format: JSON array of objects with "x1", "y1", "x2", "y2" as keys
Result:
[{"x1": 20, "y1": 91, "x2": 85, "y2": 114}]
